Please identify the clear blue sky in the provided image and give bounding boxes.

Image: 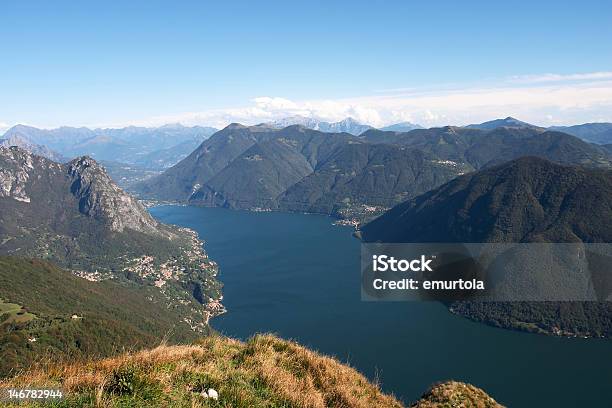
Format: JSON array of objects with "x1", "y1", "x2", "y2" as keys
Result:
[{"x1": 1, "y1": 0, "x2": 612, "y2": 128}]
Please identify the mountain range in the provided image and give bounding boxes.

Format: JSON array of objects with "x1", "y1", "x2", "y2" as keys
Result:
[
  {"x1": 136, "y1": 124, "x2": 471, "y2": 220},
  {"x1": 465, "y1": 117, "x2": 612, "y2": 145},
  {"x1": 3, "y1": 117, "x2": 612, "y2": 192},
  {"x1": 550, "y1": 122, "x2": 612, "y2": 144},
  {"x1": 137, "y1": 122, "x2": 612, "y2": 222},
  {"x1": 266, "y1": 116, "x2": 375, "y2": 135},
  {"x1": 1, "y1": 123, "x2": 218, "y2": 169},
  {"x1": 360, "y1": 126, "x2": 612, "y2": 169},
  {"x1": 267, "y1": 116, "x2": 424, "y2": 134}
]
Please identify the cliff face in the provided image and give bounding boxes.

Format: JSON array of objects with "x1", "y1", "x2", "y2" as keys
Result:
[
  {"x1": 67, "y1": 156, "x2": 162, "y2": 235},
  {"x1": 0, "y1": 146, "x2": 60, "y2": 203},
  {"x1": 0, "y1": 146, "x2": 167, "y2": 237},
  {"x1": 0, "y1": 147, "x2": 180, "y2": 263}
]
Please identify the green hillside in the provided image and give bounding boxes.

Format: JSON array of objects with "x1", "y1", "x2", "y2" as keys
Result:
[
  {"x1": 0, "y1": 257, "x2": 207, "y2": 377},
  {"x1": 361, "y1": 157, "x2": 612, "y2": 337}
]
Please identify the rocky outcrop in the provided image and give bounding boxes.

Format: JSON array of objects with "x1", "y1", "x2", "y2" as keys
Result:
[
  {"x1": 411, "y1": 381, "x2": 504, "y2": 407},
  {"x1": 67, "y1": 156, "x2": 163, "y2": 235},
  {"x1": 0, "y1": 134, "x2": 65, "y2": 162}
]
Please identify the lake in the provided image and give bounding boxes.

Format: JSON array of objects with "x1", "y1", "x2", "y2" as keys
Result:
[{"x1": 150, "y1": 205, "x2": 612, "y2": 406}]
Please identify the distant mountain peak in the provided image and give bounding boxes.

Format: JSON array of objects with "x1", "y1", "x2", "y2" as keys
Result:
[
  {"x1": 466, "y1": 117, "x2": 538, "y2": 130},
  {"x1": 68, "y1": 155, "x2": 104, "y2": 173},
  {"x1": 548, "y1": 122, "x2": 612, "y2": 144},
  {"x1": 225, "y1": 123, "x2": 248, "y2": 130},
  {"x1": 267, "y1": 116, "x2": 372, "y2": 135},
  {"x1": 380, "y1": 121, "x2": 423, "y2": 132},
  {"x1": 158, "y1": 123, "x2": 186, "y2": 129},
  {"x1": 7, "y1": 124, "x2": 37, "y2": 131}
]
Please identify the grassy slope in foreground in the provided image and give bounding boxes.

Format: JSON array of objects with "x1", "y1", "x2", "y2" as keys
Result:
[{"x1": 1, "y1": 334, "x2": 503, "y2": 408}]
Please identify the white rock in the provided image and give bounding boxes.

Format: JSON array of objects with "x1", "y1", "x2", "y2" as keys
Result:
[{"x1": 207, "y1": 388, "x2": 219, "y2": 400}]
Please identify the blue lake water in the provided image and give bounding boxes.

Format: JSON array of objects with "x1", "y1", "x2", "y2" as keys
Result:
[{"x1": 150, "y1": 205, "x2": 612, "y2": 407}]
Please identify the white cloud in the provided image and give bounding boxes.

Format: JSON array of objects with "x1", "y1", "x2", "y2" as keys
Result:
[
  {"x1": 99, "y1": 71, "x2": 612, "y2": 129},
  {"x1": 252, "y1": 97, "x2": 299, "y2": 111},
  {"x1": 509, "y1": 71, "x2": 612, "y2": 84},
  {"x1": 0, "y1": 122, "x2": 10, "y2": 134}
]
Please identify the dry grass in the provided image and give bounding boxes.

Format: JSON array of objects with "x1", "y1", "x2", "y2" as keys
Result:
[
  {"x1": 0, "y1": 334, "x2": 403, "y2": 408},
  {"x1": 1, "y1": 335, "x2": 501, "y2": 408}
]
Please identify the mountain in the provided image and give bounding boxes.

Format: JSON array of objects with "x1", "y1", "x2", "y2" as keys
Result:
[
  {"x1": 0, "y1": 147, "x2": 223, "y2": 331},
  {"x1": 361, "y1": 157, "x2": 612, "y2": 337},
  {"x1": 0, "y1": 332, "x2": 501, "y2": 408},
  {"x1": 1, "y1": 124, "x2": 218, "y2": 169},
  {"x1": 359, "y1": 126, "x2": 612, "y2": 169},
  {"x1": 190, "y1": 138, "x2": 315, "y2": 209},
  {"x1": 361, "y1": 157, "x2": 612, "y2": 243},
  {"x1": 137, "y1": 123, "x2": 280, "y2": 200},
  {"x1": 183, "y1": 125, "x2": 363, "y2": 210},
  {"x1": 267, "y1": 115, "x2": 324, "y2": 130},
  {"x1": 380, "y1": 121, "x2": 423, "y2": 132},
  {"x1": 277, "y1": 144, "x2": 469, "y2": 217},
  {"x1": 267, "y1": 116, "x2": 373, "y2": 135},
  {"x1": 2, "y1": 125, "x2": 97, "y2": 153},
  {"x1": 465, "y1": 116, "x2": 540, "y2": 130},
  {"x1": 0, "y1": 133, "x2": 65, "y2": 162},
  {"x1": 319, "y1": 117, "x2": 373, "y2": 135},
  {"x1": 549, "y1": 122, "x2": 612, "y2": 144},
  {"x1": 138, "y1": 124, "x2": 468, "y2": 221},
  {"x1": 143, "y1": 123, "x2": 361, "y2": 204}
]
